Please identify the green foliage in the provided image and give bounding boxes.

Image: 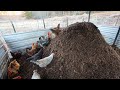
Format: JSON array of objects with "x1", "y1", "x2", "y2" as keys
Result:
[{"x1": 24, "y1": 11, "x2": 32, "y2": 19}]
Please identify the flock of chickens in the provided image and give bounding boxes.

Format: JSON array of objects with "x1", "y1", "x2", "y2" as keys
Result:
[{"x1": 7, "y1": 24, "x2": 61, "y2": 79}]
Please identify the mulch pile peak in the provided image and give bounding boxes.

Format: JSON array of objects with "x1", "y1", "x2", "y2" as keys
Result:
[{"x1": 15, "y1": 22, "x2": 120, "y2": 79}]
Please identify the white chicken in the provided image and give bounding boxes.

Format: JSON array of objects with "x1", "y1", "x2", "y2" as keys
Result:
[
  {"x1": 50, "y1": 32, "x2": 56, "y2": 39},
  {"x1": 31, "y1": 70, "x2": 41, "y2": 79},
  {"x1": 30, "y1": 53, "x2": 55, "y2": 68}
]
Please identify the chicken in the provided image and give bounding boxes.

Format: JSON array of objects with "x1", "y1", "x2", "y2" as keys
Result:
[
  {"x1": 37, "y1": 32, "x2": 52, "y2": 48},
  {"x1": 31, "y1": 42, "x2": 38, "y2": 50},
  {"x1": 8, "y1": 60, "x2": 20, "y2": 79},
  {"x1": 30, "y1": 53, "x2": 54, "y2": 68},
  {"x1": 50, "y1": 24, "x2": 62, "y2": 36},
  {"x1": 49, "y1": 32, "x2": 56, "y2": 39},
  {"x1": 27, "y1": 47, "x2": 43, "y2": 61},
  {"x1": 31, "y1": 70, "x2": 41, "y2": 79},
  {"x1": 26, "y1": 42, "x2": 38, "y2": 56},
  {"x1": 10, "y1": 51, "x2": 22, "y2": 59},
  {"x1": 37, "y1": 36, "x2": 47, "y2": 47},
  {"x1": 34, "y1": 42, "x2": 38, "y2": 49}
]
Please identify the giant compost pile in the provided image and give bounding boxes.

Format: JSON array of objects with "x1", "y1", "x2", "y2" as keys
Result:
[
  {"x1": 15, "y1": 22, "x2": 120, "y2": 79},
  {"x1": 112, "y1": 45, "x2": 120, "y2": 56},
  {"x1": 40, "y1": 22, "x2": 120, "y2": 79}
]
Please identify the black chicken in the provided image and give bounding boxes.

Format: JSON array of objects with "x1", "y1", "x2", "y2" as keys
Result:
[{"x1": 10, "y1": 51, "x2": 22, "y2": 60}]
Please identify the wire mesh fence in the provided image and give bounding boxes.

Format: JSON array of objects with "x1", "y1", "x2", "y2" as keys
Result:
[
  {"x1": 0, "y1": 19, "x2": 68, "y2": 35},
  {"x1": 0, "y1": 20, "x2": 45, "y2": 35},
  {"x1": 0, "y1": 11, "x2": 119, "y2": 35},
  {"x1": 0, "y1": 14, "x2": 90, "y2": 35}
]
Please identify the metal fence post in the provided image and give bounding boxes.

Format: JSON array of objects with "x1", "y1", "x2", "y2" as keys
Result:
[
  {"x1": 10, "y1": 20, "x2": 16, "y2": 33},
  {"x1": 112, "y1": 26, "x2": 120, "y2": 46},
  {"x1": 43, "y1": 19, "x2": 46, "y2": 29},
  {"x1": 88, "y1": 11, "x2": 91, "y2": 22}
]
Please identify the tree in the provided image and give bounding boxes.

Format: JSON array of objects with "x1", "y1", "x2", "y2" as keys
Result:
[{"x1": 23, "y1": 11, "x2": 32, "y2": 19}]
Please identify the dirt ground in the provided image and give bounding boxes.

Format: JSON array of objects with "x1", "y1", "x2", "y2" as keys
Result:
[
  {"x1": 10, "y1": 22, "x2": 120, "y2": 79},
  {"x1": 111, "y1": 45, "x2": 120, "y2": 56}
]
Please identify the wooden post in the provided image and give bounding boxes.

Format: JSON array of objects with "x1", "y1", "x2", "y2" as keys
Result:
[
  {"x1": 0, "y1": 32, "x2": 12, "y2": 59},
  {"x1": 37, "y1": 20, "x2": 39, "y2": 30},
  {"x1": 88, "y1": 11, "x2": 91, "y2": 22},
  {"x1": 10, "y1": 20, "x2": 16, "y2": 33},
  {"x1": 115, "y1": 16, "x2": 119, "y2": 26},
  {"x1": 43, "y1": 19, "x2": 46, "y2": 29},
  {"x1": 82, "y1": 18, "x2": 84, "y2": 22},
  {"x1": 112, "y1": 26, "x2": 120, "y2": 46},
  {"x1": 66, "y1": 17, "x2": 68, "y2": 27}
]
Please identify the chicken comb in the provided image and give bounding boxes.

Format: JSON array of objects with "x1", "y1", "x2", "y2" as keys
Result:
[{"x1": 48, "y1": 32, "x2": 51, "y2": 38}]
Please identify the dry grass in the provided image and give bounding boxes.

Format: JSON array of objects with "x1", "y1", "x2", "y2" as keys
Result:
[{"x1": 0, "y1": 11, "x2": 120, "y2": 35}]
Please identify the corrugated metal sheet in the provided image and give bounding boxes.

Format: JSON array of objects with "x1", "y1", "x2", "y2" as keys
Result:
[
  {"x1": 0, "y1": 45, "x2": 6, "y2": 58},
  {"x1": 3, "y1": 29, "x2": 51, "y2": 51},
  {"x1": 98, "y1": 26, "x2": 119, "y2": 47},
  {"x1": 3, "y1": 26, "x2": 120, "y2": 52}
]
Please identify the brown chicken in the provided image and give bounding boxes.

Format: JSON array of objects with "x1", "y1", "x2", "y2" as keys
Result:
[
  {"x1": 26, "y1": 42, "x2": 38, "y2": 56},
  {"x1": 8, "y1": 60, "x2": 20, "y2": 79},
  {"x1": 50, "y1": 24, "x2": 62, "y2": 35}
]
